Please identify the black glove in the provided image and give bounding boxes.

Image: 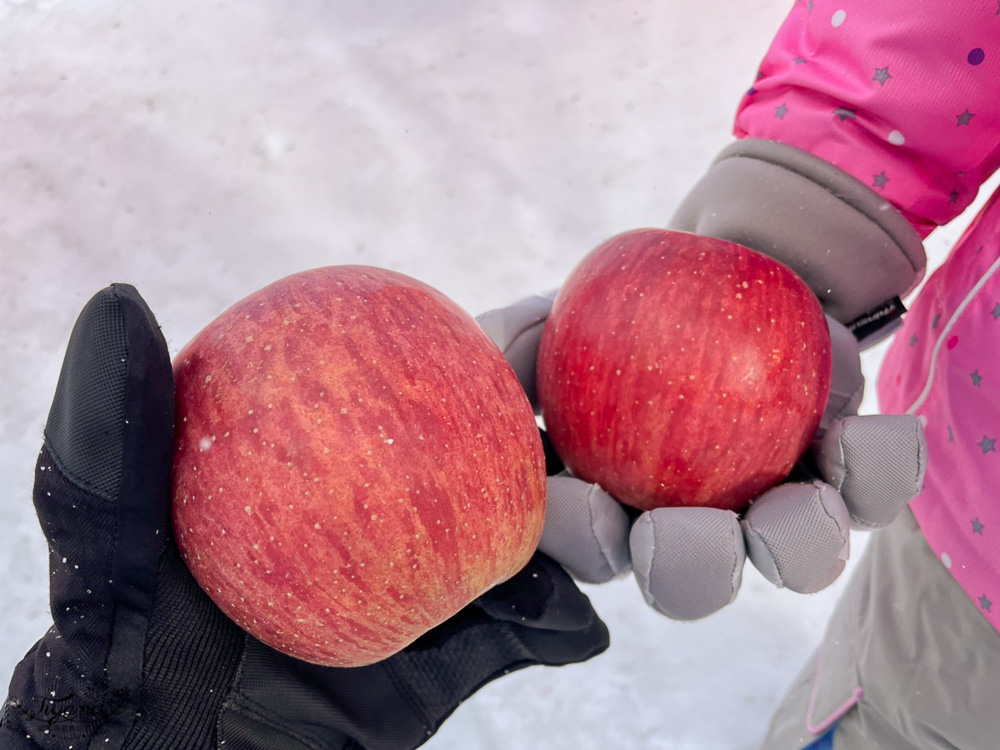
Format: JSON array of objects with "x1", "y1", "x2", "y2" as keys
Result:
[{"x1": 0, "y1": 284, "x2": 608, "y2": 750}]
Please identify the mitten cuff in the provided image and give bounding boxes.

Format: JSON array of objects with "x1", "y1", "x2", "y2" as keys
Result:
[{"x1": 669, "y1": 139, "x2": 927, "y2": 346}]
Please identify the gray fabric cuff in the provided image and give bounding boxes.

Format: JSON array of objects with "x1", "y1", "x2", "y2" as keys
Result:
[{"x1": 669, "y1": 139, "x2": 927, "y2": 346}]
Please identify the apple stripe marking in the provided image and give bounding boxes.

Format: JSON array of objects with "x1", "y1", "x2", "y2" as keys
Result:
[{"x1": 172, "y1": 266, "x2": 544, "y2": 666}]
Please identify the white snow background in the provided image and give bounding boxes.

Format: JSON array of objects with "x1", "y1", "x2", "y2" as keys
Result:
[{"x1": 1, "y1": 1, "x2": 991, "y2": 748}]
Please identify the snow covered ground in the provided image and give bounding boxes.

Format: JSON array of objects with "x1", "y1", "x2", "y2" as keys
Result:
[{"x1": 0, "y1": 1, "x2": 984, "y2": 747}]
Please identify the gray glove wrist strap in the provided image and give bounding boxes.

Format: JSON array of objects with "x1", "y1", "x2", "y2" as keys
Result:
[{"x1": 669, "y1": 138, "x2": 927, "y2": 346}]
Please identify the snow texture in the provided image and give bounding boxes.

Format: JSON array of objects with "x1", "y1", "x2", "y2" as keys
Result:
[{"x1": 0, "y1": 1, "x2": 985, "y2": 747}]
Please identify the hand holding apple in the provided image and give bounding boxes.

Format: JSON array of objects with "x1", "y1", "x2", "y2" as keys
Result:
[
  {"x1": 479, "y1": 230, "x2": 926, "y2": 620},
  {"x1": 172, "y1": 266, "x2": 547, "y2": 667},
  {"x1": 2, "y1": 283, "x2": 608, "y2": 750},
  {"x1": 537, "y1": 228, "x2": 833, "y2": 513}
]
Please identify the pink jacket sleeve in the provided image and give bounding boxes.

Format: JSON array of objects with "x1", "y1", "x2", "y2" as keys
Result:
[{"x1": 734, "y1": 0, "x2": 1000, "y2": 238}]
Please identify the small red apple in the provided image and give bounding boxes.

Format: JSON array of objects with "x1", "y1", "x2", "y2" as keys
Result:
[
  {"x1": 537, "y1": 228, "x2": 832, "y2": 513},
  {"x1": 171, "y1": 266, "x2": 545, "y2": 667}
]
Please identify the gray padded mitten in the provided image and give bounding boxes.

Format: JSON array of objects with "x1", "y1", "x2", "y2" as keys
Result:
[
  {"x1": 670, "y1": 138, "x2": 926, "y2": 346},
  {"x1": 630, "y1": 508, "x2": 745, "y2": 621}
]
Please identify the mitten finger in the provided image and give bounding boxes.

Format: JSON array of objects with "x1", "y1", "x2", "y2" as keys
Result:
[
  {"x1": 7, "y1": 285, "x2": 175, "y2": 749},
  {"x1": 742, "y1": 481, "x2": 850, "y2": 593},
  {"x1": 476, "y1": 292, "x2": 556, "y2": 407},
  {"x1": 538, "y1": 474, "x2": 631, "y2": 584},
  {"x1": 822, "y1": 317, "x2": 864, "y2": 428},
  {"x1": 37, "y1": 283, "x2": 174, "y2": 644},
  {"x1": 629, "y1": 507, "x2": 745, "y2": 621},
  {"x1": 815, "y1": 413, "x2": 927, "y2": 529}
]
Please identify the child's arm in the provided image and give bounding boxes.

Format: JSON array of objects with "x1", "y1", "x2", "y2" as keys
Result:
[
  {"x1": 675, "y1": 0, "x2": 1000, "y2": 344},
  {"x1": 735, "y1": 0, "x2": 1000, "y2": 238}
]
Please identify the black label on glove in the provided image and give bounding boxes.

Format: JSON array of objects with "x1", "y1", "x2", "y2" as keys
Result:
[{"x1": 847, "y1": 297, "x2": 905, "y2": 343}]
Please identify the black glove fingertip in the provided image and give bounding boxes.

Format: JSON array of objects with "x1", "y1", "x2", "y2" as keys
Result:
[{"x1": 475, "y1": 553, "x2": 599, "y2": 632}]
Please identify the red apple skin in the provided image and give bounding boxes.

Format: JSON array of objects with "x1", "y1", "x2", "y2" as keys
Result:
[
  {"x1": 537, "y1": 228, "x2": 832, "y2": 513},
  {"x1": 171, "y1": 266, "x2": 545, "y2": 667}
]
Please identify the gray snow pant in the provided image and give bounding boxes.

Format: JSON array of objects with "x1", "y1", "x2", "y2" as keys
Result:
[{"x1": 760, "y1": 508, "x2": 1000, "y2": 749}]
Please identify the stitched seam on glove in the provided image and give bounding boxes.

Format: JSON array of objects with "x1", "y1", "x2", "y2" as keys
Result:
[
  {"x1": 585, "y1": 485, "x2": 618, "y2": 580},
  {"x1": 42, "y1": 436, "x2": 120, "y2": 503},
  {"x1": 743, "y1": 522, "x2": 783, "y2": 588},
  {"x1": 224, "y1": 692, "x2": 330, "y2": 750},
  {"x1": 631, "y1": 516, "x2": 656, "y2": 608},
  {"x1": 379, "y1": 658, "x2": 434, "y2": 743},
  {"x1": 726, "y1": 515, "x2": 744, "y2": 599}
]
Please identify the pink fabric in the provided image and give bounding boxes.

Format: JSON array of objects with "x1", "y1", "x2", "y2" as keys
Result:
[
  {"x1": 734, "y1": 0, "x2": 1000, "y2": 238},
  {"x1": 878, "y1": 196, "x2": 1000, "y2": 634},
  {"x1": 735, "y1": 1, "x2": 1000, "y2": 633}
]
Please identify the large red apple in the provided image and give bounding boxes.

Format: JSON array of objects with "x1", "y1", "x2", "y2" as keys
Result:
[
  {"x1": 537, "y1": 228, "x2": 832, "y2": 513},
  {"x1": 171, "y1": 266, "x2": 545, "y2": 667}
]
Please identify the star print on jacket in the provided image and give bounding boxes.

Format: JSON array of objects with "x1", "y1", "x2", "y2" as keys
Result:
[
  {"x1": 877, "y1": 195, "x2": 1000, "y2": 633},
  {"x1": 734, "y1": 0, "x2": 1000, "y2": 239}
]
